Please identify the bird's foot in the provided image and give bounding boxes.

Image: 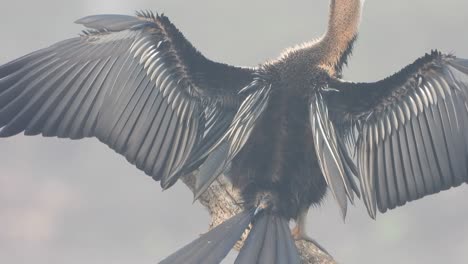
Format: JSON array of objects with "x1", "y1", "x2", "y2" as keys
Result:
[{"x1": 291, "y1": 225, "x2": 330, "y2": 255}]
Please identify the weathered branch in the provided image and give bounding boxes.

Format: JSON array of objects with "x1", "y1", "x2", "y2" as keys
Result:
[{"x1": 182, "y1": 173, "x2": 337, "y2": 264}]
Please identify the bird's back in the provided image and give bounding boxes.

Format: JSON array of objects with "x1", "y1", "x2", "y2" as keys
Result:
[{"x1": 229, "y1": 61, "x2": 329, "y2": 219}]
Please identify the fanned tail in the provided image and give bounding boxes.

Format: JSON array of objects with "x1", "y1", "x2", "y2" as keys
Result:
[
  {"x1": 235, "y1": 214, "x2": 301, "y2": 264},
  {"x1": 159, "y1": 211, "x2": 300, "y2": 264}
]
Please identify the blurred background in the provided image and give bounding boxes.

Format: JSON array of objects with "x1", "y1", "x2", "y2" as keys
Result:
[{"x1": 0, "y1": 0, "x2": 467, "y2": 263}]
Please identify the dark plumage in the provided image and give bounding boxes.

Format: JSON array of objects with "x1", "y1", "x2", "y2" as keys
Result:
[{"x1": 1, "y1": 0, "x2": 468, "y2": 263}]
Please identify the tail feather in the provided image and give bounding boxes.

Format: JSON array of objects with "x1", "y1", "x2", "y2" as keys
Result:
[
  {"x1": 234, "y1": 214, "x2": 269, "y2": 263},
  {"x1": 278, "y1": 215, "x2": 302, "y2": 263},
  {"x1": 275, "y1": 217, "x2": 290, "y2": 264},
  {"x1": 258, "y1": 216, "x2": 277, "y2": 264},
  {"x1": 159, "y1": 211, "x2": 253, "y2": 264},
  {"x1": 235, "y1": 214, "x2": 301, "y2": 264},
  {"x1": 160, "y1": 211, "x2": 301, "y2": 264}
]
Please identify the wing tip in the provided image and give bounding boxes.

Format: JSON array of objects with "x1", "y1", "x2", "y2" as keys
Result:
[{"x1": 74, "y1": 14, "x2": 143, "y2": 31}]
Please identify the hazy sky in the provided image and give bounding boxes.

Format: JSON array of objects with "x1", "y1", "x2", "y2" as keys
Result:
[{"x1": 0, "y1": 1, "x2": 467, "y2": 264}]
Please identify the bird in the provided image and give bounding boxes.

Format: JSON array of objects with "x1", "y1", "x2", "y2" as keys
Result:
[{"x1": 1, "y1": 0, "x2": 468, "y2": 263}]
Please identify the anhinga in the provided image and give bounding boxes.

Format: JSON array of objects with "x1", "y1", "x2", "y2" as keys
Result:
[{"x1": 1, "y1": 0, "x2": 467, "y2": 263}]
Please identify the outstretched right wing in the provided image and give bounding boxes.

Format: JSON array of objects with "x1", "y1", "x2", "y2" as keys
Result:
[
  {"x1": 0, "y1": 12, "x2": 256, "y2": 191},
  {"x1": 325, "y1": 51, "x2": 468, "y2": 218}
]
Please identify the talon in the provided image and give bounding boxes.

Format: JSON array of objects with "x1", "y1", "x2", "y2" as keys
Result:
[
  {"x1": 291, "y1": 225, "x2": 301, "y2": 240},
  {"x1": 291, "y1": 223, "x2": 331, "y2": 255}
]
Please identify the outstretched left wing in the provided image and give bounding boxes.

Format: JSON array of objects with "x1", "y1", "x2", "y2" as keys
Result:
[
  {"x1": 323, "y1": 51, "x2": 468, "y2": 218},
  {"x1": 0, "y1": 12, "x2": 256, "y2": 193}
]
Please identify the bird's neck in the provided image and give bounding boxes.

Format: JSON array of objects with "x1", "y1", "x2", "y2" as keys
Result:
[{"x1": 316, "y1": 0, "x2": 364, "y2": 74}]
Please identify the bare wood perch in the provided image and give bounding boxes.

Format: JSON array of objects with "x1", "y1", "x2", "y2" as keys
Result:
[{"x1": 182, "y1": 173, "x2": 337, "y2": 264}]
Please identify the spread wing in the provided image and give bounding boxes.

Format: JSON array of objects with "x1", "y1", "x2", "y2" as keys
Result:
[
  {"x1": 0, "y1": 12, "x2": 257, "y2": 191},
  {"x1": 324, "y1": 51, "x2": 468, "y2": 218}
]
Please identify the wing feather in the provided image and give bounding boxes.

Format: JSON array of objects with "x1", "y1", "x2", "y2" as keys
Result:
[
  {"x1": 0, "y1": 12, "x2": 257, "y2": 195},
  {"x1": 309, "y1": 92, "x2": 358, "y2": 217},
  {"x1": 326, "y1": 51, "x2": 468, "y2": 217}
]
